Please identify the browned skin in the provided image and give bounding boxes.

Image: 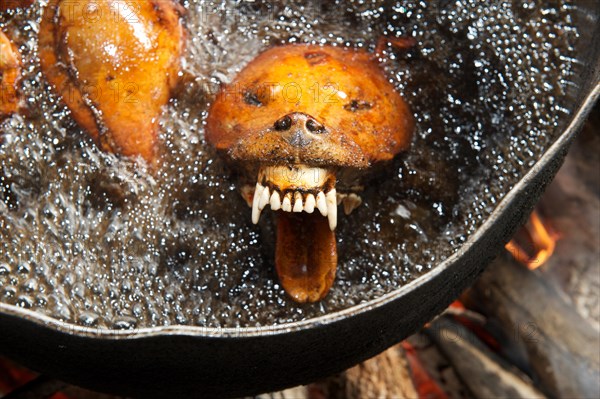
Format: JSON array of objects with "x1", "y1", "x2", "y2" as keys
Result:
[
  {"x1": 206, "y1": 44, "x2": 413, "y2": 168},
  {"x1": 0, "y1": 30, "x2": 20, "y2": 120},
  {"x1": 206, "y1": 44, "x2": 415, "y2": 302},
  {"x1": 39, "y1": 0, "x2": 183, "y2": 165},
  {"x1": 0, "y1": 0, "x2": 33, "y2": 11}
]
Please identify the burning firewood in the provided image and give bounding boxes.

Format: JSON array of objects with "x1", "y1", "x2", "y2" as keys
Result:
[
  {"x1": 504, "y1": 210, "x2": 559, "y2": 270},
  {"x1": 427, "y1": 315, "x2": 546, "y2": 399},
  {"x1": 463, "y1": 256, "x2": 600, "y2": 399},
  {"x1": 405, "y1": 332, "x2": 474, "y2": 399}
]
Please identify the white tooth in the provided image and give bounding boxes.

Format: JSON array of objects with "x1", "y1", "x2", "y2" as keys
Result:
[
  {"x1": 343, "y1": 193, "x2": 363, "y2": 215},
  {"x1": 316, "y1": 191, "x2": 328, "y2": 216},
  {"x1": 304, "y1": 194, "x2": 316, "y2": 213},
  {"x1": 293, "y1": 192, "x2": 303, "y2": 212},
  {"x1": 252, "y1": 183, "x2": 264, "y2": 224},
  {"x1": 326, "y1": 189, "x2": 337, "y2": 230},
  {"x1": 258, "y1": 185, "x2": 270, "y2": 210},
  {"x1": 270, "y1": 190, "x2": 281, "y2": 211},
  {"x1": 282, "y1": 193, "x2": 293, "y2": 212},
  {"x1": 336, "y1": 193, "x2": 347, "y2": 206}
]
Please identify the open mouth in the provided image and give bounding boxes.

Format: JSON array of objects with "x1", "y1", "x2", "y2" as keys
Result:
[
  {"x1": 250, "y1": 165, "x2": 363, "y2": 230},
  {"x1": 245, "y1": 164, "x2": 369, "y2": 302},
  {"x1": 252, "y1": 165, "x2": 337, "y2": 229}
]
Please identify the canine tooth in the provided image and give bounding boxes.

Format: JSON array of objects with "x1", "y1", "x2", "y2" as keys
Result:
[
  {"x1": 343, "y1": 193, "x2": 362, "y2": 215},
  {"x1": 293, "y1": 192, "x2": 303, "y2": 212},
  {"x1": 316, "y1": 192, "x2": 328, "y2": 216},
  {"x1": 258, "y1": 186, "x2": 270, "y2": 210},
  {"x1": 282, "y1": 193, "x2": 293, "y2": 212},
  {"x1": 326, "y1": 189, "x2": 337, "y2": 230},
  {"x1": 336, "y1": 193, "x2": 347, "y2": 206},
  {"x1": 252, "y1": 183, "x2": 264, "y2": 224},
  {"x1": 270, "y1": 190, "x2": 281, "y2": 211},
  {"x1": 304, "y1": 194, "x2": 316, "y2": 213}
]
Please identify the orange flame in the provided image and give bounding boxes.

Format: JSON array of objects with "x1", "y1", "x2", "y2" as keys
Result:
[
  {"x1": 402, "y1": 342, "x2": 449, "y2": 399},
  {"x1": 505, "y1": 210, "x2": 559, "y2": 270}
]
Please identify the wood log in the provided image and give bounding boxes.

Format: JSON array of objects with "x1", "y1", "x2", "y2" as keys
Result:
[
  {"x1": 405, "y1": 332, "x2": 473, "y2": 399},
  {"x1": 255, "y1": 386, "x2": 308, "y2": 399},
  {"x1": 310, "y1": 345, "x2": 417, "y2": 399},
  {"x1": 536, "y1": 112, "x2": 600, "y2": 330},
  {"x1": 2, "y1": 376, "x2": 66, "y2": 399},
  {"x1": 463, "y1": 256, "x2": 600, "y2": 398},
  {"x1": 427, "y1": 315, "x2": 546, "y2": 399}
]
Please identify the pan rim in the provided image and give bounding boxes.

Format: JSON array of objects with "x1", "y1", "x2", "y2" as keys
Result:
[{"x1": 0, "y1": 83, "x2": 598, "y2": 341}]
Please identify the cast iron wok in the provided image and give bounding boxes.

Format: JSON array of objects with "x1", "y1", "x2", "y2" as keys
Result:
[{"x1": 0, "y1": 3, "x2": 599, "y2": 398}]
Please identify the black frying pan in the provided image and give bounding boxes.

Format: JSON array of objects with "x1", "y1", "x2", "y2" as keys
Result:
[{"x1": 0, "y1": 1, "x2": 598, "y2": 397}]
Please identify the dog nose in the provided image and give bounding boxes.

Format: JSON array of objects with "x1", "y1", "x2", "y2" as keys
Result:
[
  {"x1": 274, "y1": 115, "x2": 293, "y2": 131},
  {"x1": 273, "y1": 113, "x2": 326, "y2": 148}
]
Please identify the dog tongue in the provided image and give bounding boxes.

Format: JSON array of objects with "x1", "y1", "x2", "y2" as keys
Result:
[{"x1": 275, "y1": 211, "x2": 337, "y2": 303}]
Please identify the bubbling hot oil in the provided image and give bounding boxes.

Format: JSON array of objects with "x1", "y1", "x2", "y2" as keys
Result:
[{"x1": 0, "y1": 1, "x2": 577, "y2": 328}]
